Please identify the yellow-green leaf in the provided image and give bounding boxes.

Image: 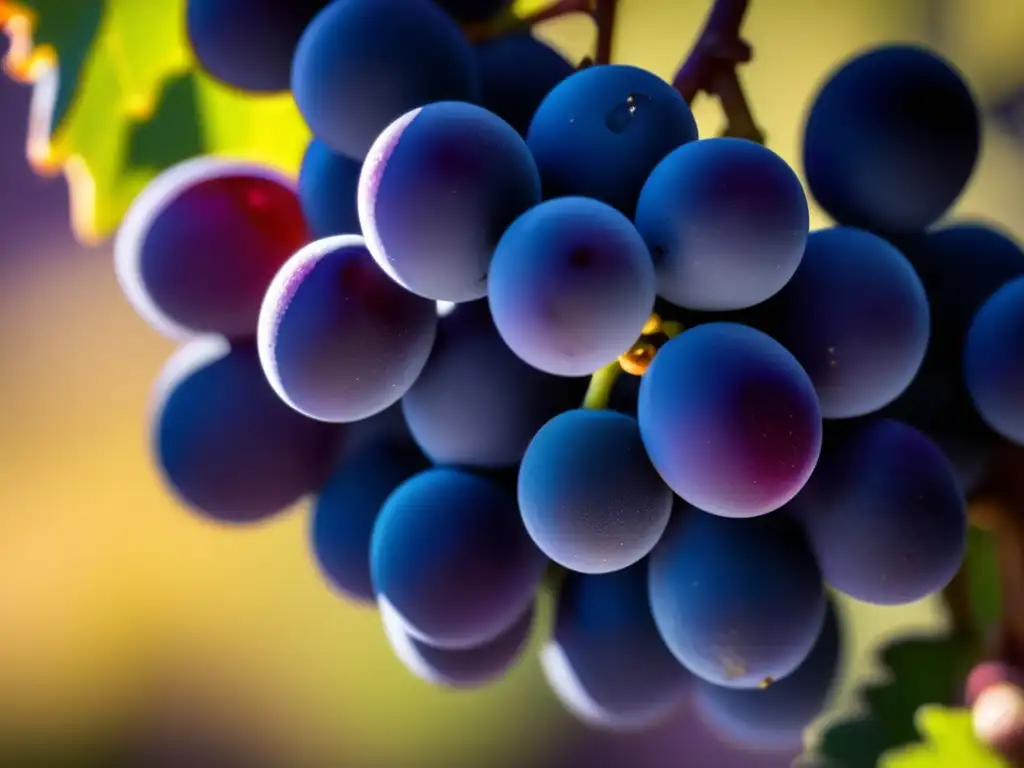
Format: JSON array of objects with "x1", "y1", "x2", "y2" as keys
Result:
[
  {"x1": 0, "y1": 0, "x2": 580, "y2": 244},
  {"x1": 881, "y1": 706, "x2": 1010, "y2": 768}
]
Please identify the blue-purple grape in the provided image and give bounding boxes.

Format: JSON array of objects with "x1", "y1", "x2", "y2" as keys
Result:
[
  {"x1": 693, "y1": 598, "x2": 842, "y2": 750},
  {"x1": 765, "y1": 227, "x2": 930, "y2": 419},
  {"x1": 634, "y1": 137, "x2": 809, "y2": 311},
  {"x1": 487, "y1": 197, "x2": 656, "y2": 376},
  {"x1": 186, "y1": 0, "x2": 328, "y2": 93},
  {"x1": 359, "y1": 101, "x2": 541, "y2": 302},
  {"x1": 401, "y1": 301, "x2": 586, "y2": 468},
  {"x1": 381, "y1": 599, "x2": 533, "y2": 689},
  {"x1": 151, "y1": 338, "x2": 339, "y2": 523},
  {"x1": 311, "y1": 441, "x2": 429, "y2": 603},
  {"x1": 297, "y1": 139, "x2": 362, "y2": 238},
  {"x1": 802, "y1": 44, "x2": 980, "y2": 235},
  {"x1": 527, "y1": 64, "x2": 699, "y2": 216},
  {"x1": 965, "y1": 277, "x2": 1024, "y2": 445},
  {"x1": 291, "y1": 0, "x2": 479, "y2": 160},
  {"x1": 518, "y1": 409, "x2": 673, "y2": 574},
  {"x1": 792, "y1": 418, "x2": 967, "y2": 606},
  {"x1": 648, "y1": 505, "x2": 827, "y2": 688},
  {"x1": 370, "y1": 468, "x2": 546, "y2": 649},
  {"x1": 542, "y1": 562, "x2": 692, "y2": 730},
  {"x1": 638, "y1": 323, "x2": 822, "y2": 518},
  {"x1": 257, "y1": 235, "x2": 437, "y2": 423},
  {"x1": 474, "y1": 33, "x2": 574, "y2": 137}
]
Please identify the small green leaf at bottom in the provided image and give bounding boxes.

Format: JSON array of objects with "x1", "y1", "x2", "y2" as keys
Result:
[
  {"x1": 880, "y1": 706, "x2": 1009, "y2": 767},
  {"x1": 818, "y1": 634, "x2": 977, "y2": 768}
]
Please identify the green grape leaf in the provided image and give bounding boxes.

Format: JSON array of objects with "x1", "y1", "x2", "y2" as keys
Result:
[
  {"x1": 0, "y1": 0, "x2": 309, "y2": 242},
  {"x1": 880, "y1": 706, "x2": 1009, "y2": 768},
  {"x1": 818, "y1": 634, "x2": 978, "y2": 768}
]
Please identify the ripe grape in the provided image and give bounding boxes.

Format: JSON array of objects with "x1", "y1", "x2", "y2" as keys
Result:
[
  {"x1": 967, "y1": 662, "x2": 1024, "y2": 706},
  {"x1": 792, "y1": 418, "x2": 967, "y2": 606},
  {"x1": 638, "y1": 323, "x2": 822, "y2": 518},
  {"x1": 432, "y1": 0, "x2": 510, "y2": 23},
  {"x1": 151, "y1": 338, "x2": 339, "y2": 523},
  {"x1": 475, "y1": 33, "x2": 575, "y2": 137},
  {"x1": 115, "y1": 158, "x2": 308, "y2": 340},
  {"x1": 311, "y1": 441, "x2": 429, "y2": 603},
  {"x1": 527, "y1": 64, "x2": 699, "y2": 216},
  {"x1": 518, "y1": 409, "x2": 673, "y2": 574},
  {"x1": 765, "y1": 227, "x2": 930, "y2": 419},
  {"x1": 487, "y1": 197, "x2": 656, "y2": 377},
  {"x1": 692, "y1": 598, "x2": 842, "y2": 750},
  {"x1": 802, "y1": 44, "x2": 980, "y2": 235},
  {"x1": 297, "y1": 139, "x2": 362, "y2": 238},
  {"x1": 370, "y1": 468, "x2": 546, "y2": 649},
  {"x1": 186, "y1": 0, "x2": 327, "y2": 93},
  {"x1": 381, "y1": 599, "x2": 533, "y2": 689},
  {"x1": 648, "y1": 505, "x2": 827, "y2": 689},
  {"x1": 965, "y1": 277, "x2": 1024, "y2": 445},
  {"x1": 291, "y1": 0, "x2": 479, "y2": 160},
  {"x1": 401, "y1": 301, "x2": 587, "y2": 469},
  {"x1": 634, "y1": 137, "x2": 809, "y2": 311},
  {"x1": 541, "y1": 562, "x2": 692, "y2": 730},
  {"x1": 257, "y1": 235, "x2": 438, "y2": 423},
  {"x1": 359, "y1": 101, "x2": 541, "y2": 302}
]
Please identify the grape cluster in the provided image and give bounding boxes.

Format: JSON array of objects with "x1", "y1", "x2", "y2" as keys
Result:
[{"x1": 111, "y1": 0, "x2": 1024, "y2": 750}]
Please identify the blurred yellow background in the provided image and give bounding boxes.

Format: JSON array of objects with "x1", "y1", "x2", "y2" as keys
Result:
[{"x1": 1, "y1": 0, "x2": 1023, "y2": 765}]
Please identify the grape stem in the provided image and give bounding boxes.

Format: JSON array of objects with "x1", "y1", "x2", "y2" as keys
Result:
[
  {"x1": 674, "y1": 0, "x2": 765, "y2": 143},
  {"x1": 583, "y1": 360, "x2": 622, "y2": 409}
]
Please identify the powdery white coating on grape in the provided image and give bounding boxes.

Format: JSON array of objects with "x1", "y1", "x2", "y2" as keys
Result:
[
  {"x1": 541, "y1": 643, "x2": 681, "y2": 732},
  {"x1": 115, "y1": 156, "x2": 297, "y2": 340},
  {"x1": 381, "y1": 597, "x2": 533, "y2": 689},
  {"x1": 257, "y1": 234, "x2": 437, "y2": 423},
  {"x1": 359, "y1": 102, "x2": 542, "y2": 302},
  {"x1": 358, "y1": 108, "x2": 420, "y2": 290}
]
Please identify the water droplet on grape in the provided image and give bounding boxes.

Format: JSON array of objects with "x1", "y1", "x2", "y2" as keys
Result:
[{"x1": 605, "y1": 93, "x2": 651, "y2": 133}]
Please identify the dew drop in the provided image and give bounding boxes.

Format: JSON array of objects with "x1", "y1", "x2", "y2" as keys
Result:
[{"x1": 605, "y1": 93, "x2": 651, "y2": 133}]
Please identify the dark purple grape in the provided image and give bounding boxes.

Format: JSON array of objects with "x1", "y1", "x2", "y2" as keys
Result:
[
  {"x1": 370, "y1": 468, "x2": 546, "y2": 649},
  {"x1": 151, "y1": 338, "x2": 339, "y2": 523},
  {"x1": 115, "y1": 158, "x2": 308, "y2": 339}
]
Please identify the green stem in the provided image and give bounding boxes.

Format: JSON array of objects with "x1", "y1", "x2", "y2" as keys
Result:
[{"x1": 583, "y1": 361, "x2": 621, "y2": 410}]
